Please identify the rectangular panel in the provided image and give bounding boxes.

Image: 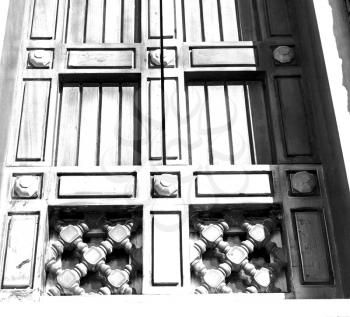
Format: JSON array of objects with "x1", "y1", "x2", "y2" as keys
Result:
[
  {"x1": 183, "y1": 0, "x2": 202, "y2": 42},
  {"x1": 187, "y1": 84, "x2": 210, "y2": 165},
  {"x1": 100, "y1": 86, "x2": 120, "y2": 166},
  {"x1": 149, "y1": 80, "x2": 162, "y2": 160},
  {"x1": 105, "y1": 0, "x2": 122, "y2": 43},
  {"x1": 149, "y1": 0, "x2": 175, "y2": 38},
  {"x1": 120, "y1": 86, "x2": 135, "y2": 165},
  {"x1": 68, "y1": 50, "x2": 134, "y2": 68},
  {"x1": 191, "y1": 48, "x2": 256, "y2": 67},
  {"x1": 59, "y1": 174, "x2": 135, "y2": 197},
  {"x1": 220, "y1": 0, "x2": 239, "y2": 41},
  {"x1": 31, "y1": 0, "x2": 58, "y2": 39},
  {"x1": 152, "y1": 213, "x2": 182, "y2": 286},
  {"x1": 265, "y1": 0, "x2": 291, "y2": 36},
  {"x1": 86, "y1": 0, "x2": 104, "y2": 43},
  {"x1": 202, "y1": 0, "x2": 221, "y2": 42},
  {"x1": 227, "y1": 84, "x2": 252, "y2": 164},
  {"x1": 236, "y1": 0, "x2": 258, "y2": 41},
  {"x1": 276, "y1": 77, "x2": 312, "y2": 156},
  {"x1": 123, "y1": 0, "x2": 136, "y2": 43},
  {"x1": 207, "y1": 84, "x2": 231, "y2": 164},
  {"x1": 293, "y1": 211, "x2": 333, "y2": 284},
  {"x1": 66, "y1": 0, "x2": 86, "y2": 44},
  {"x1": 78, "y1": 86, "x2": 100, "y2": 166},
  {"x1": 196, "y1": 173, "x2": 272, "y2": 196},
  {"x1": 2, "y1": 214, "x2": 39, "y2": 288},
  {"x1": 17, "y1": 80, "x2": 51, "y2": 161},
  {"x1": 56, "y1": 86, "x2": 80, "y2": 166}
]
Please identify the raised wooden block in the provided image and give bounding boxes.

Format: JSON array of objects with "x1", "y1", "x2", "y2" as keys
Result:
[
  {"x1": 58, "y1": 175, "x2": 135, "y2": 198},
  {"x1": 191, "y1": 47, "x2": 256, "y2": 67},
  {"x1": 196, "y1": 173, "x2": 272, "y2": 197},
  {"x1": 294, "y1": 211, "x2": 333, "y2": 284},
  {"x1": 2, "y1": 213, "x2": 39, "y2": 288},
  {"x1": 68, "y1": 50, "x2": 134, "y2": 68},
  {"x1": 152, "y1": 213, "x2": 182, "y2": 286}
]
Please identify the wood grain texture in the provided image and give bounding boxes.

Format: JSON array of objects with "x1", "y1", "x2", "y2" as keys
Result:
[
  {"x1": 191, "y1": 48, "x2": 256, "y2": 67},
  {"x1": 17, "y1": 80, "x2": 51, "y2": 161},
  {"x1": 2, "y1": 214, "x2": 39, "y2": 289},
  {"x1": 152, "y1": 213, "x2": 182, "y2": 286},
  {"x1": 66, "y1": 0, "x2": 86, "y2": 44},
  {"x1": 59, "y1": 175, "x2": 135, "y2": 197},
  {"x1": 196, "y1": 173, "x2": 272, "y2": 196},
  {"x1": 56, "y1": 86, "x2": 80, "y2": 166},
  {"x1": 276, "y1": 77, "x2": 312, "y2": 157},
  {"x1": 68, "y1": 50, "x2": 134, "y2": 68},
  {"x1": 294, "y1": 211, "x2": 333, "y2": 284},
  {"x1": 31, "y1": 0, "x2": 58, "y2": 39}
]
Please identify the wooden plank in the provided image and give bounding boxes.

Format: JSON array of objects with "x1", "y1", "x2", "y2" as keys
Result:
[
  {"x1": 265, "y1": 0, "x2": 291, "y2": 36},
  {"x1": 294, "y1": 211, "x2": 333, "y2": 284},
  {"x1": 2, "y1": 214, "x2": 39, "y2": 289},
  {"x1": 66, "y1": 0, "x2": 86, "y2": 44},
  {"x1": 163, "y1": 0, "x2": 175, "y2": 38},
  {"x1": 207, "y1": 84, "x2": 231, "y2": 164},
  {"x1": 236, "y1": 0, "x2": 257, "y2": 41},
  {"x1": 164, "y1": 79, "x2": 180, "y2": 160},
  {"x1": 152, "y1": 213, "x2": 182, "y2": 286},
  {"x1": 68, "y1": 50, "x2": 134, "y2": 68},
  {"x1": 100, "y1": 86, "x2": 120, "y2": 166},
  {"x1": 59, "y1": 175, "x2": 135, "y2": 197},
  {"x1": 188, "y1": 84, "x2": 210, "y2": 165},
  {"x1": 149, "y1": 0, "x2": 160, "y2": 38},
  {"x1": 57, "y1": 86, "x2": 80, "y2": 166},
  {"x1": 149, "y1": 80, "x2": 162, "y2": 160},
  {"x1": 183, "y1": 0, "x2": 202, "y2": 42},
  {"x1": 17, "y1": 80, "x2": 50, "y2": 161},
  {"x1": 202, "y1": 0, "x2": 221, "y2": 42},
  {"x1": 220, "y1": 0, "x2": 239, "y2": 41},
  {"x1": 78, "y1": 86, "x2": 100, "y2": 166},
  {"x1": 196, "y1": 173, "x2": 272, "y2": 196},
  {"x1": 120, "y1": 86, "x2": 135, "y2": 165},
  {"x1": 191, "y1": 48, "x2": 256, "y2": 67},
  {"x1": 86, "y1": 0, "x2": 104, "y2": 43},
  {"x1": 123, "y1": 0, "x2": 136, "y2": 43},
  {"x1": 247, "y1": 81, "x2": 273, "y2": 164},
  {"x1": 31, "y1": 0, "x2": 58, "y2": 39},
  {"x1": 105, "y1": 0, "x2": 122, "y2": 43},
  {"x1": 276, "y1": 77, "x2": 312, "y2": 157},
  {"x1": 227, "y1": 84, "x2": 252, "y2": 164}
]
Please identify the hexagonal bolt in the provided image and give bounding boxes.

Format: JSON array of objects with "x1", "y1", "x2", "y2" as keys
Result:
[
  {"x1": 291, "y1": 171, "x2": 317, "y2": 194},
  {"x1": 28, "y1": 50, "x2": 51, "y2": 68},
  {"x1": 13, "y1": 175, "x2": 40, "y2": 198},
  {"x1": 273, "y1": 46, "x2": 295, "y2": 64},
  {"x1": 149, "y1": 49, "x2": 174, "y2": 66},
  {"x1": 153, "y1": 174, "x2": 178, "y2": 197}
]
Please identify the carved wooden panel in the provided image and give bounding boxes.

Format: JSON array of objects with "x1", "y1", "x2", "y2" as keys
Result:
[
  {"x1": 16, "y1": 80, "x2": 51, "y2": 162},
  {"x1": 31, "y1": 0, "x2": 58, "y2": 39},
  {"x1": 1, "y1": 213, "x2": 39, "y2": 288},
  {"x1": 66, "y1": 0, "x2": 141, "y2": 44},
  {"x1": 293, "y1": 210, "x2": 333, "y2": 284},
  {"x1": 265, "y1": 0, "x2": 292, "y2": 36},
  {"x1": 56, "y1": 83, "x2": 139, "y2": 166},
  {"x1": 149, "y1": 0, "x2": 176, "y2": 39}
]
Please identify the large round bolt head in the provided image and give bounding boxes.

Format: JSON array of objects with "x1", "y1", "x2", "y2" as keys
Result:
[
  {"x1": 14, "y1": 175, "x2": 40, "y2": 198},
  {"x1": 153, "y1": 174, "x2": 178, "y2": 197},
  {"x1": 150, "y1": 49, "x2": 173, "y2": 66},
  {"x1": 28, "y1": 50, "x2": 51, "y2": 68},
  {"x1": 273, "y1": 46, "x2": 295, "y2": 64},
  {"x1": 291, "y1": 171, "x2": 317, "y2": 194}
]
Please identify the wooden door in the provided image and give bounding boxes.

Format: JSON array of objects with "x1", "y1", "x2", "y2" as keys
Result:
[{"x1": 0, "y1": 0, "x2": 342, "y2": 299}]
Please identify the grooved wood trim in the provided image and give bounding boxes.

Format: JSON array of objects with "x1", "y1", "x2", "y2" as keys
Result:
[
  {"x1": 67, "y1": 50, "x2": 135, "y2": 69},
  {"x1": 58, "y1": 174, "x2": 136, "y2": 198},
  {"x1": 1, "y1": 213, "x2": 39, "y2": 289}
]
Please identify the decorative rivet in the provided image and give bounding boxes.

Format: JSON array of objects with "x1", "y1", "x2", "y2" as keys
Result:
[
  {"x1": 153, "y1": 174, "x2": 178, "y2": 197},
  {"x1": 291, "y1": 171, "x2": 317, "y2": 194},
  {"x1": 14, "y1": 175, "x2": 40, "y2": 198},
  {"x1": 28, "y1": 50, "x2": 51, "y2": 68},
  {"x1": 150, "y1": 49, "x2": 174, "y2": 67},
  {"x1": 273, "y1": 46, "x2": 295, "y2": 64}
]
